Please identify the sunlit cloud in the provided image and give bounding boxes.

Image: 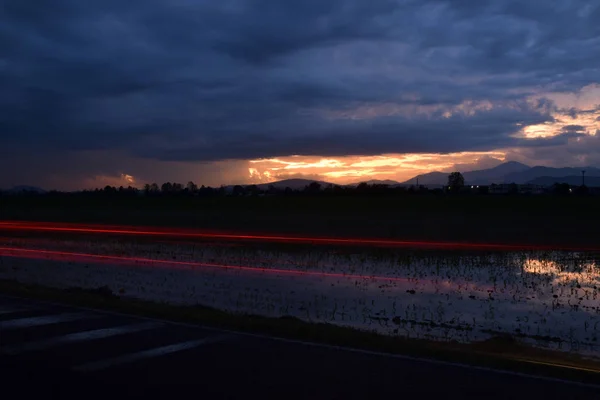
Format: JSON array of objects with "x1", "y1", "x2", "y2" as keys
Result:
[
  {"x1": 250, "y1": 158, "x2": 347, "y2": 171},
  {"x1": 248, "y1": 151, "x2": 508, "y2": 184},
  {"x1": 81, "y1": 173, "x2": 136, "y2": 190},
  {"x1": 248, "y1": 168, "x2": 262, "y2": 181},
  {"x1": 323, "y1": 169, "x2": 384, "y2": 179},
  {"x1": 522, "y1": 122, "x2": 559, "y2": 138},
  {"x1": 121, "y1": 174, "x2": 135, "y2": 184},
  {"x1": 319, "y1": 85, "x2": 600, "y2": 143},
  {"x1": 521, "y1": 84, "x2": 600, "y2": 138},
  {"x1": 321, "y1": 99, "x2": 501, "y2": 121}
]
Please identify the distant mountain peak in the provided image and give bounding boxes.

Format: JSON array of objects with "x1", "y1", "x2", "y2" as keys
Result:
[
  {"x1": 501, "y1": 161, "x2": 530, "y2": 167},
  {"x1": 224, "y1": 178, "x2": 334, "y2": 192},
  {"x1": 400, "y1": 162, "x2": 600, "y2": 186}
]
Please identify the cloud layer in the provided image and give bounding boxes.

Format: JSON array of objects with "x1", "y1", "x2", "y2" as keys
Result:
[{"x1": 0, "y1": 0, "x2": 599, "y2": 188}]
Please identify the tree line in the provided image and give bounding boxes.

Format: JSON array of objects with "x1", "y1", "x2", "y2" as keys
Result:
[{"x1": 0, "y1": 172, "x2": 594, "y2": 197}]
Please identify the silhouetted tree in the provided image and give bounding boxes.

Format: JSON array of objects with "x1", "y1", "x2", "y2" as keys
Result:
[
  {"x1": 552, "y1": 182, "x2": 571, "y2": 195},
  {"x1": 305, "y1": 181, "x2": 322, "y2": 193},
  {"x1": 161, "y1": 182, "x2": 173, "y2": 193},
  {"x1": 186, "y1": 181, "x2": 198, "y2": 193},
  {"x1": 356, "y1": 182, "x2": 369, "y2": 193},
  {"x1": 172, "y1": 182, "x2": 183, "y2": 193},
  {"x1": 247, "y1": 184, "x2": 260, "y2": 196},
  {"x1": 198, "y1": 185, "x2": 216, "y2": 196},
  {"x1": 232, "y1": 185, "x2": 245, "y2": 196},
  {"x1": 447, "y1": 172, "x2": 465, "y2": 191},
  {"x1": 371, "y1": 184, "x2": 389, "y2": 195}
]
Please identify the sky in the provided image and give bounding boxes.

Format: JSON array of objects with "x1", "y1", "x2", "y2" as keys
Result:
[{"x1": 1, "y1": 0, "x2": 599, "y2": 190}]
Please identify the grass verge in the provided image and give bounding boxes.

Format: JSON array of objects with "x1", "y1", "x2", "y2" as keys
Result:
[
  {"x1": 0, "y1": 279, "x2": 599, "y2": 385},
  {"x1": 3, "y1": 195, "x2": 600, "y2": 248}
]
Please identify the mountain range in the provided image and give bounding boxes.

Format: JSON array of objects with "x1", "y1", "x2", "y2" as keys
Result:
[
  {"x1": 399, "y1": 162, "x2": 600, "y2": 186},
  {"x1": 251, "y1": 179, "x2": 333, "y2": 191},
  {"x1": 232, "y1": 162, "x2": 600, "y2": 190}
]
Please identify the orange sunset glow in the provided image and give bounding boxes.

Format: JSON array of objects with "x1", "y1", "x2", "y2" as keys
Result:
[
  {"x1": 246, "y1": 86, "x2": 600, "y2": 185},
  {"x1": 247, "y1": 151, "x2": 507, "y2": 184}
]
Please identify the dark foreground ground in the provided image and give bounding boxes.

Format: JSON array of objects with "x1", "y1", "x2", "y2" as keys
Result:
[
  {"x1": 1, "y1": 295, "x2": 599, "y2": 400},
  {"x1": 2, "y1": 195, "x2": 600, "y2": 248}
]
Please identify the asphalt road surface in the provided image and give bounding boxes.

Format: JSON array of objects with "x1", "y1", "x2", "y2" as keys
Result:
[{"x1": 0, "y1": 295, "x2": 599, "y2": 400}]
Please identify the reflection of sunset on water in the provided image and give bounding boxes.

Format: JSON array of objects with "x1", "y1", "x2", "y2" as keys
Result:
[
  {"x1": 523, "y1": 258, "x2": 600, "y2": 287},
  {"x1": 1, "y1": 229, "x2": 600, "y2": 357}
]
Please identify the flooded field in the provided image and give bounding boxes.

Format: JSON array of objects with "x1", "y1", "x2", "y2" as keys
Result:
[{"x1": 1, "y1": 236, "x2": 599, "y2": 358}]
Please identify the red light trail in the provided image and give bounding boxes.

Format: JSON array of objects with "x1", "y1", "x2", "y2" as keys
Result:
[
  {"x1": 0, "y1": 236, "x2": 347, "y2": 272},
  {"x1": 0, "y1": 220, "x2": 593, "y2": 251},
  {"x1": 0, "y1": 246, "x2": 414, "y2": 283}
]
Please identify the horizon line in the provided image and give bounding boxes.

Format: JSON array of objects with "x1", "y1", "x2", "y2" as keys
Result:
[{"x1": 4, "y1": 161, "x2": 600, "y2": 192}]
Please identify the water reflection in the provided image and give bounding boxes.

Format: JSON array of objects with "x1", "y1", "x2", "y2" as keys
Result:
[
  {"x1": 1, "y1": 238, "x2": 600, "y2": 358},
  {"x1": 523, "y1": 258, "x2": 600, "y2": 287}
]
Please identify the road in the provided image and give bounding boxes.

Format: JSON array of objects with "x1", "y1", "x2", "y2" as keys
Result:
[{"x1": 0, "y1": 295, "x2": 599, "y2": 399}]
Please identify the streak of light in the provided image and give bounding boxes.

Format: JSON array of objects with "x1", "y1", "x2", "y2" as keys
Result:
[
  {"x1": 0, "y1": 221, "x2": 594, "y2": 251},
  {"x1": 0, "y1": 246, "x2": 414, "y2": 283},
  {"x1": 0, "y1": 235, "x2": 242, "y2": 248},
  {"x1": 0, "y1": 242, "x2": 496, "y2": 291}
]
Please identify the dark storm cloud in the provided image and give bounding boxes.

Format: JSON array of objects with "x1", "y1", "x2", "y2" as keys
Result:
[
  {"x1": 1, "y1": 0, "x2": 599, "y2": 163},
  {"x1": 208, "y1": 0, "x2": 401, "y2": 65},
  {"x1": 506, "y1": 131, "x2": 600, "y2": 168}
]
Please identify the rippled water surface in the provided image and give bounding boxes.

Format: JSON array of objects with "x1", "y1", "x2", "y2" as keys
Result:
[{"x1": 1, "y1": 237, "x2": 599, "y2": 357}]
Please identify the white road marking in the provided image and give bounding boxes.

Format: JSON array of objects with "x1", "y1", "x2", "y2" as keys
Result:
[
  {"x1": 73, "y1": 335, "x2": 230, "y2": 372},
  {"x1": 1, "y1": 294, "x2": 598, "y2": 390},
  {"x1": 1, "y1": 322, "x2": 163, "y2": 355},
  {"x1": 0, "y1": 313, "x2": 90, "y2": 330}
]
